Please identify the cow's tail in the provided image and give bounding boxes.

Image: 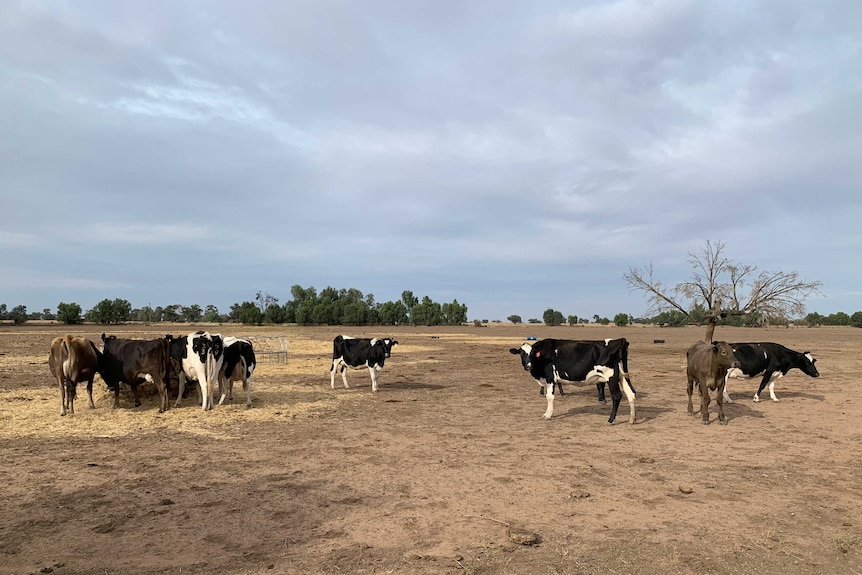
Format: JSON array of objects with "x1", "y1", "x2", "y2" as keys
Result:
[
  {"x1": 62, "y1": 335, "x2": 76, "y2": 400},
  {"x1": 331, "y1": 335, "x2": 344, "y2": 369},
  {"x1": 206, "y1": 348, "x2": 217, "y2": 402},
  {"x1": 620, "y1": 339, "x2": 635, "y2": 398},
  {"x1": 164, "y1": 336, "x2": 173, "y2": 397}
]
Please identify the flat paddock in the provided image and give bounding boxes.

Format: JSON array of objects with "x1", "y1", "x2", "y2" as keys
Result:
[{"x1": 1, "y1": 324, "x2": 860, "y2": 574}]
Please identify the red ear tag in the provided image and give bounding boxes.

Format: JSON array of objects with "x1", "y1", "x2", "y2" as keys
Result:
[{"x1": 535, "y1": 351, "x2": 541, "y2": 357}]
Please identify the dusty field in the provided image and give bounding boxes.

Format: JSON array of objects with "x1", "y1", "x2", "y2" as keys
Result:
[{"x1": 0, "y1": 323, "x2": 860, "y2": 575}]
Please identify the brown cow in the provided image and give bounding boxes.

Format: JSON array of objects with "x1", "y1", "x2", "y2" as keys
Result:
[
  {"x1": 686, "y1": 340, "x2": 740, "y2": 425},
  {"x1": 100, "y1": 334, "x2": 171, "y2": 412},
  {"x1": 48, "y1": 335, "x2": 103, "y2": 416}
]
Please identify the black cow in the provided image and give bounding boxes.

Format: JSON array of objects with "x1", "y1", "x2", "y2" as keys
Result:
[
  {"x1": 218, "y1": 336, "x2": 256, "y2": 407},
  {"x1": 509, "y1": 338, "x2": 636, "y2": 423},
  {"x1": 330, "y1": 335, "x2": 398, "y2": 392},
  {"x1": 100, "y1": 334, "x2": 171, "y2": 412},
  {"x1": 723, "y1": 342, "x2": 819, "y2": 403}
]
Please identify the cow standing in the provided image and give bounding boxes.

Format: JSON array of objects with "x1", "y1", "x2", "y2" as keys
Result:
[
  {"x1": 722, "y1": 342, "x2": 819, "y2": 403},
  {"x1": 509, "y1": 338, "x2": 636, "y2": 423},
  {"x1": 330, "y1": 335, "x2": 398, "y2": 392},
  {"x1": 686, "y1": 340, "x2": 740, "y2": 425},
  {"x1": 218, "y1": 336, "x2": 256, "y2": 407},
  {"x1": 168, "y1": 331, "x2": 224, "y2": 411},
  {"x1": 100, "y1": 334, "x2": 171, "y2": 412},
  {"x1": 48, "y1": 335, "x2": 103, "y2": 416}
]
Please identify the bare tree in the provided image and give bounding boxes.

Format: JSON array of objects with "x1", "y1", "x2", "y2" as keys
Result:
[{"x1": 624, "y1": 240, "x2": 822, "y2": 342}]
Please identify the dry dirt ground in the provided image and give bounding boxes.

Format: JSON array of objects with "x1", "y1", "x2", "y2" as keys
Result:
[{"x1": 1, "y1": 323, "x2": 860, "y2": 575}]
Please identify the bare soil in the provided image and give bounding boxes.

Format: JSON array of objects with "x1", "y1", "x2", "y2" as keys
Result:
[{"x1": 1, "y1": 323, "x2": 860, "y2": 575}]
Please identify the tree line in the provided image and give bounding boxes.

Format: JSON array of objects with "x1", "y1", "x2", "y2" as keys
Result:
[{"x1": 0, "y1": 287, "x2": 468, "y2": 327}]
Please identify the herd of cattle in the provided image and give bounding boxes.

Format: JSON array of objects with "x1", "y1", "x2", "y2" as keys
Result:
[{"x1": 47, "y1": 331, "x2": 819, "y2": 425}]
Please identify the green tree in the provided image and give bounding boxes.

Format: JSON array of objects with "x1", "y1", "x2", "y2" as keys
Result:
[
  {"x1": 614, "y1": 313, "x2": 629, "y2": 326},
  {"x1": 567, "y1": 315, "x2": 578, "y2": 326},
  {"x1": 824, "y1": 312, "x2": 850, "y2": 326},
  {"x1": 804, "y1": 312, "x2": 823, "y2": 327},
  {"x1": 411, "y1": 296, "x2": 442, "y2": 326},
  {"x1": 182, "y1": 304, "x2": 203, "y2": 323},
  {"x1": 57, "y1": 302, "x2": 82, "y2": 325},
  {"x1": 379, "y1": 300, "x2": 408, "y2": 325},
  {"x1": 850, "y1": 311, "x2": 862, "y2": 328},
  {"x1": 0, "y1": 304, "x2": 6, "y2": 320},
  {"x1": 507, "y1": 314, "x2": 522, "y2": 324},
  {"x1": 237, "y1": 301, "x2": 263, "y2": 325},
  {"x1": 265, "y1": 303, "x2": 286, "y2": 324},
  {"x1": 527, "y1": 318, "x2": 541, "y2": 324},
  {"x1": 162, "y1": 305, "x2": 181, "y2": 323},
  {"x1": 543, "y1": 308, "x2": 564, "y2": 326},
  {"x1": 9, "y1": 305, "x2": 28, "y2": 325},
  {"x1": 441, "y1": 299, "x2": 468, "y2": 325}
]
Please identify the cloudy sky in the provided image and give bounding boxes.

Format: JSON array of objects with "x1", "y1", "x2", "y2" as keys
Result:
[{"x1": 2, "y1": 0, "x2": 860, "y2": 321}]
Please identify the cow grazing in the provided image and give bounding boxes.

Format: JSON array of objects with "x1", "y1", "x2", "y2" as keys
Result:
[
  {"x1": 167, "y1": 331, "x2": 225, "y2": 411},
  {"x1": 509, "y1": 338, "x2": 636, "y2": 423},
  {"x1": 218, "y1": 336, "x2": 256, "y2": 407},
  {"x1": 330, "y1": 335, "x2": 398, "y2": 392},
  {"x1": 100, "y1": 334, "x2": 171, "y2": 412},
  {"x1": 686, "y1": 340, "x2": 740, "y2": 425},
  {"x1": 723, "y1": 342, "x2": 819, "y2": 403},
  {"x1": 48, "y1": 335, "x2": 103, "y2": 416}
]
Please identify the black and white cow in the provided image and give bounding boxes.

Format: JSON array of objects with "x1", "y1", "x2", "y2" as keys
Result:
[
  {"x1": 167, "y1": 331, "x2": 225, "y2": 411},
  {"x1": 723, "y1": 342, "x2": 819, "y2": 403},
  {"x1": 330, "y1": 335, "x2": 398, "y2": 392},
  {"x1": 218, "y1": 336, "x2": 256, "y2": 407},
  {"x1": 509, "y1": 338, "x2": 636, "y2": 423}
]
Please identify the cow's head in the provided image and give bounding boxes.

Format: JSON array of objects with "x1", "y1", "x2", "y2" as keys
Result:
[
  {"x1": 100, "y1": 333, "x2": 117, "y2": 351},
  {"x1": 509, "y1": 343, "x2": 533, "y2": 370},
  {"x1": 371, "y1": 338, "x2": 398, "y2": 358},
  {"x1": 716, "y1": 342, "x2": 740, "y2": 369},
  {"x1": 801, "y1": 352, "x2": 820, "y2": 378}
]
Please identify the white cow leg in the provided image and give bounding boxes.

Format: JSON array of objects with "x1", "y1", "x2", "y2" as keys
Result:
[
  {"x1": 723, "y1": 379, "x2": 733, "y2": 403},
  {"x1": 198, "y1": 380, "x2": 208, "y2": 411},
  {"x1": 543, "y1": 382, "x2": 555, "y2": 419},
  {"x1": 330, "y1": 360, "x2": 338, "y2": 389},
  {"x1": 370, "y1": 366, "x2": 380, "y2": 392},
  {"x1": 341, "y1": 367, "x2": 350, "y2": 389},
  {"x1": 218, "y1": 372, "x2": 228, "y2": 405},
  {"x1": 244, "y1": 376, "x2": 252, "y2": 408},
  {"x1": 769, "y1": 381, "x2": 779, "y2": 402},
  {"x1": 620, "y1": 371, "x2": 636, "y2": 424}
]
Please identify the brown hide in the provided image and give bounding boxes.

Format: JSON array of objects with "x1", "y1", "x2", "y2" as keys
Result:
[
  {"x1": 47, "y1": 335, "x2": 101, "y2": 416},
  {"x1": 686, "y1": 340, "x2": 739, "y2": 425}
]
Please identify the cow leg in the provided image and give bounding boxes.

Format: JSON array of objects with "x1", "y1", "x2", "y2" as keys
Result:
[
  {"x1": 369, "y1": 366, "x2": 382, "y2": 392},
  {"x1": 86, "y1": 378, "x2": 96, "y2": 409},
  {"x1": 244, "y1": 376, "x2": 252, "y2": 408},
  {"x1": 722, "y1": 374, "x2": 734, "y2": 404},
  {"x1": 768, "y1": 381, "x2": 779, "y2": 402},
  {"x1": 700, "y1": 381, "x2": 711, "y2": 425},
  {"x1": 131, "y1": 384, "x2": 141, "y2": 407},
  {"x1": 174, "y1": 373, "x2": 187, "y2": 408},
  {"x1": 340, "y1": 365, "x2": 349, "y2": 389},
  {"x1": 57, "y1": 375, "x2": 67, "y2": 416},
  {"x1": 716, "y1": 380, "x2": 728, "y2": 425},
  {"x1": 686, "y1": 376, "x2": 696, "y2": 417},
  {"x1": 65, "y1": 376, "x2": 76, "y2": 415},
  {"x1": 596, "y1": 382, "x2": 606, "y2": 403},
  {"x1": 543, "y1": 382, "x2": 555, "y2": 419},
  {"x1": 607, "y1": 379, "x2": 623, "y2": 424},
  {"x1": 112, "y1": 384, "x2": 121, "y2": 408},
  {"x1": 218, "y1": 371, "x2": 228, "y2": 405},
  {"x1": 620, "y1": 365, "x2": 636, "y2": 424},
  {"x1": 754, "y1": 373, "x2": 772, "y2": 402},
  {"x1": 329, "y1": 360, "x2": 337, "y2": 389}
]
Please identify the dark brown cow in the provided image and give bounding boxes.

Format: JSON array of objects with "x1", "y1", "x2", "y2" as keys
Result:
[
  {"x1": 48, "y1": 335, "x2": 103, "y2": 416},
  {"x1": 100, "y1": 334, "x2": 171, "y2": 412},
  {"x1": 686, "y1": 340, "x2": 740, "y2": 425}
]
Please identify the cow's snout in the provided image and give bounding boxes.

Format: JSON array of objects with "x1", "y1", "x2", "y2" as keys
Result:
[{"x1": 731, "y1": 360, "x2": 741, "y2": 369}]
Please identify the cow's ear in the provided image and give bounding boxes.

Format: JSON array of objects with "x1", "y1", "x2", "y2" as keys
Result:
[
  {"x1": 101, "y1": 333, "x2": 106, "y2": 341},
  {"x1": 509, "y1": 348, "x2": 520, "y2": 354},
  {"x1": 712, "y1": 343, "x2": 719, "y2": 352}
]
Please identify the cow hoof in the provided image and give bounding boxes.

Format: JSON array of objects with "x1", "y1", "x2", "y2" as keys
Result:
[
  {"x1": 720, "y1": 419, "x2": 728, "y2": 426},
  {"x1": 725, "y1": 398, "x2": 734, "y2": 404},
  {"x1": 702, "y1": 420, "x2": 710, "y2": 425},
  {"x1": 772, "y1": 398, "x2": 780, "y2": 403},
  {"x1": 753, "y1": 396, "x2": 760, "y2": 403}
]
